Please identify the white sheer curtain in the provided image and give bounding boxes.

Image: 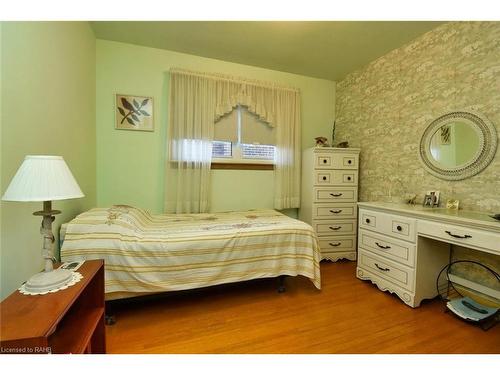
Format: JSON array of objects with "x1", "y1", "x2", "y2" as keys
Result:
[
  {"x1": 273, "y1": 90, "x2": 301, "y2": 210},
  {"x1": 165, "y1": 68, "x2": 301, "y2": 213},
  {"x1": 165, "y1": 70, "x2": 216, "y2": 213}
]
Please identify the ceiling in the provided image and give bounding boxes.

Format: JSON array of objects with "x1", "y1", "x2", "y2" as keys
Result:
[{"x1": 90, "y1": 21, "x2": 443, "y2": 81}]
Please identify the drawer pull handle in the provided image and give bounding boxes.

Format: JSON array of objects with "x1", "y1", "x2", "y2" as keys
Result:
[
  {"x1": 330, "y1": 193, "x2": 343, "y2": 197},
  {"x1": 329, "y1": 242, "x2": 341, "y2": 247},
  {"x1": 347, "y1": 176, "x2": 352, "y2": 181},
  {"x1": 365, "y1": 218, "x2": 371, "y2": 224},
  {"x1": 323, "y1": 159, "x2": 327, "y2": 164},
  {"x1": 330, "y1": 209, "x2": 342, "y2": 214},
  {"x1": 396, "y1": 225, "x2": 402, "y2": 231},
  {"x1": 329, "y1": 226, "x2": 342, "y2": 231},
  {"x1": 445, "y1": 230, "x2": 472, "y2": 239},
  {"x1": 348, "y1": 160, "x2": 352, "y2": 164},
  {"x1": 322, "y1": 176, "x2": 327, "y2": 181},
  {"x1": 375, "y1": 263, "x2": 390, "y2": 272},
  {"x1": 375, "y1": 242, "x2": 391, "y2": 250}
]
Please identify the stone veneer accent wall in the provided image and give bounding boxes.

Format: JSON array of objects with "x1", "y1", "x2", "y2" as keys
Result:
[{"x1": 335, "y1": 21, "x2": 500, "y2": 213}]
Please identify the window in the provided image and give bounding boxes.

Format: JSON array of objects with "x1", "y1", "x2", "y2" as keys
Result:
[
  {"x1": 241, "y1": 144, "x2": 275, "y2": 159},
  {"x1": 212, "y1": 140, "x2": 232, "y2": 158},
  {"x1": 212, "y1": 106, "x2": 276, "y2": 165}
]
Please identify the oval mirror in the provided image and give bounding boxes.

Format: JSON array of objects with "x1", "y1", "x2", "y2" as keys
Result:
[{"x1": 419, "y1": 110, "x2": 497, "y2": 180}]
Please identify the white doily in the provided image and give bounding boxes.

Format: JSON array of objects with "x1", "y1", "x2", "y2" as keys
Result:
[{"x1": 18, "y1": 272, "x2": 83, "y2": 295}]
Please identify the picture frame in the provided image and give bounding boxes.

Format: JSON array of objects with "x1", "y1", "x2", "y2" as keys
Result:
[
  {"x1": 423, "y1": 194, "x2": 434, "y2": 207},
  {"x1": 446, "y1": 199, "x2": 460, "y2": 210},
  {"x1": 423, "y1": 190, "x2": 440, "y2": 207},
  {"x1": 440, "y1": 125, "x2": 451, "y2": 145},
  {"x1": 115, "y1": 94, "x2": 154, "y2": 131}
]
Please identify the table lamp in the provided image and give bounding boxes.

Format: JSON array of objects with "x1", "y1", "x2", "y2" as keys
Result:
[{"x1": 2, "y1": 155, "x2": 84, "y2": 294}]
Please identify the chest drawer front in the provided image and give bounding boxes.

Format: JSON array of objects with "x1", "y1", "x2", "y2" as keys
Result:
[
  {"x1": 314, "y1": 187, "x2": 357, "y2": 203},
  {"x1": 318, "y1": 236, "x2": 356, "y2": 252},
  {"x1": 315, "y1": 154, "x2": 333, "y2": 168},
  {"x1": 313, "y1": 203, "x2": 357, "y2": 219},
  {"x1": 358, "y1": 229, "x2": 416, "y2": 267},
  {"x1": 358, "y1": 249, "x2": 415, "y2": 292},
  {"x1": 418, "y1": 220, "x2": 500, "y2": 255},
  {"x1": 314, "y1": 170, "x2": 357, "y2": 186},
  {"x1": 314, "y1": 153, "x2": 359, "y2": 170},
  {"x1": 359, "y1": 209, "x2": 416, "y2": 243},
  {"x1": 313, "y1": 220, "x2": 356, "y2": 235}
]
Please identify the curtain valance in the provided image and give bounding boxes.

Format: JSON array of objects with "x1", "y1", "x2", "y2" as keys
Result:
[{"x1": 169, "y1": 68, "x2": 299, "y2": 127}]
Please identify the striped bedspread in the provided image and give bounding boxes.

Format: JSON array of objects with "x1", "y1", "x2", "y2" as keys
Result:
[{"x1": 60, "y1": 206, "x2": 321, "y2": 295}]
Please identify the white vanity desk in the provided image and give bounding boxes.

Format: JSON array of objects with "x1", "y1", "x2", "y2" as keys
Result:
[{"x1": 356, "y1": 202, "x2": 500, "y2": 307}]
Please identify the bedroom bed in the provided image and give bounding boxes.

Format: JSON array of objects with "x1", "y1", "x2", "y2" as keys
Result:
[{"x1": 60, "y1": 205, "x2": 321, "y2": 302}]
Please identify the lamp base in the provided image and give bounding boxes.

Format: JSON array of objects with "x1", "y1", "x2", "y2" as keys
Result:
[{"x1": 23, "y1": 268, "x2": 73, "y2": 294}]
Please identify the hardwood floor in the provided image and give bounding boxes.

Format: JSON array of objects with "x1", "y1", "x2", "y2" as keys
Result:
[{"x1": 105, "y1": 261, "x2": 499, "y2": 353}]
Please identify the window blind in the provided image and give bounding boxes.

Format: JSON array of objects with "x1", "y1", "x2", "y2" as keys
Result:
[
  {"x1": 214, "y1": 109, "x2": 238, "y2": 142},
  {"x1": 240, "y1": 107, "x2": 275, "y2": 145}
]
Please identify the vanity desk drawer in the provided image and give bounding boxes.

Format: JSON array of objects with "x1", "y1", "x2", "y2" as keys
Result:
[
  {"x1": 359, "y1": 208, "x2": 416, "y2": 243},
  {"x1": 359, "y1": 229, "x2": 416, "y2": 267},
  {"x1": 358, "y1": 249, "x2": 415, "y2": 292},
  {"x1": 418, "y1": 220, "x2": 500, "y2": 255}
]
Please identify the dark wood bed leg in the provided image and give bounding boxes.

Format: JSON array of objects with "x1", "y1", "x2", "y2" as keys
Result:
[
  {"x1": 105, "y1": 301, "x2": 116, "y2": 325},
  {"x1": 277, "y1": 275, "x2": 286, "y2": 293}
]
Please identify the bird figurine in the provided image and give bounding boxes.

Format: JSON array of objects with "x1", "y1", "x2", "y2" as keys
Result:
[{"x1": 315, "y1": 137, "x2": 330, "y2": 147}]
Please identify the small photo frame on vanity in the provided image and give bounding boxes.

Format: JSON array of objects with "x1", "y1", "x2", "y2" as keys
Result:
[{"x1": 423, "y1": 191, "x2": 440, "y2": 207}]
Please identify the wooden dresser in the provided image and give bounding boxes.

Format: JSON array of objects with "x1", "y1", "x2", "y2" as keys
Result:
[
  {"x1": 300, "y1": 147, "x2": 361, "y2": 261},
  {"x1": 0, "y1": 260, "x2": 105, "y2": 354},
  {"x1": 357, "y1": 202, "x2": 500, "y2": 307}
]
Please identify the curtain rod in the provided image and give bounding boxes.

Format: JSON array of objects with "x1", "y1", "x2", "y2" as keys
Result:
[{"x1": 169, "y1": 68, "x2": 300, "y2": 93}]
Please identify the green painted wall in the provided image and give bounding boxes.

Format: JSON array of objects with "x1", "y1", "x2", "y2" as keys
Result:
[
  {"x1": 0, "y1": 22, "x2": 96, "y2": 299},
  {"x1": 96, "y1": 40, "x2": 335, "y2": 214}
]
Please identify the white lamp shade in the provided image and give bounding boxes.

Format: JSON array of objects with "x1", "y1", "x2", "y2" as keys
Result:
[{"x1": 2, "y1": 155, "x2": 84, "y2": 202}]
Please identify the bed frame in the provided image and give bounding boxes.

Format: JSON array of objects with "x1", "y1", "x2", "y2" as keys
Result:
[{"x1": 104, "y1": 275, "x2": 288, "y2": 325}]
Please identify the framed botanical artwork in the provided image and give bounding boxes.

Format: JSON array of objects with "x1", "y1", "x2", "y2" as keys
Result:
[{"x1": 115, "y1": 94, "x2": 154, "y2": 131}]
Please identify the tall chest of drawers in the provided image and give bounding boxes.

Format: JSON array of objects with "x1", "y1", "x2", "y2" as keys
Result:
[{"x1": 299, "y1": 147, "x2": 361, "y2": 261}]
